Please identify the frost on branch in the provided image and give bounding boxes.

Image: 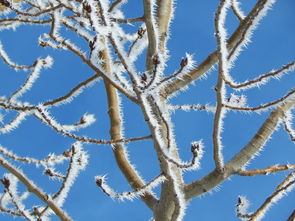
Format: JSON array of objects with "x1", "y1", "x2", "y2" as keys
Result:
[{"x1": 95, "y1": 173, "x2": 166, "y2": 201}]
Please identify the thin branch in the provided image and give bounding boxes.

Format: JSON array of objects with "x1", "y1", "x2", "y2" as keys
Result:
[
  {"x1": 108, "y1": 0, "x2": 124, "y2": 12},
  {"x1": 168, "y1": 104, "x2": 216, "y2": 113},
  {"x1": 95, "y1": 173, "x2": 165, "y2": 200},
  {"x1": 0, "y1": 17, "x2": 51, "y2": 24},
  {"x1": 231, "y1": 0, "x2": 245, "y2": 22},
  {"x1": 37, "y1": 107, "x2": 152, "y2": 144},
  {"x1": 43, "y1": 73, "x2": 100, "y2": 107},
  {"x1": 283, "y1": 110, "x2": 295, "y2": 142},
  {"x1": 111, "y1": 16, "x2": 144, "y2": 24},
  {"x1": 224, "y1": 88, "x2": 295, "y2": 112},
  {"x1": 223, "y1": 61, "x2": 295, "y2": 90},
  {"x1": 236, "y1": 164, "x2": 295, "y2": 176},
  {"x1": 0, "y1": 144, "x2": 71, "y2": 165}
]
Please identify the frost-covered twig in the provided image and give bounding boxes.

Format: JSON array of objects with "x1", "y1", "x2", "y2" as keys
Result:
[
  {"x1": 0, "y1": 144, "x2": 71, "y2": 165},
  {"x1": 0, "y1": 17, "x2": 51, "y2": 25},
  {"x1": 36, "y1": 106, "x2": 152, "y2": 144},
  {"x1": 236, "y1": 196, "x2": 253, "y2": 219},
  {"x1": 0, "y1": 112, "x2": 29, "y2": 134},
  {"x1": 8, "y1": 3, "x2": 63, "y2": 17},
  {"x1": 224, "y1": 88, "x2": 295, "y2": 112},
  {"x1": 223, "y1": 61, "x2": 295, "y2": 90},
  {"x1": 236, "y1": 164, "x2": 295, "y2": 176},
  {"x1": 0, "y1": 41, "x2": 38, "y2": 70},
  {"x1": 95, "y1": 173, "x2": 165, "y2": 201},
  {"x1": 112, "y1": 16, "x2": 144, "y2": 24},
  {"x1": 213, "y1": 0, "x2": 231, "y2": 171},
  {"x1": 39, "y1": 143, "x2": 88, "y2": 217},
  {"x1": 8, "y1": 56, "x2": 53, "y2": 102},
  {"x1": 231, "y1": 0, "x2": 245, "y2": 22},
  {"x1": 43, "y1": 73, "x2": 100, "y2": 107},
  {"x1": 168, "y1": 104, "x2": 216, "y2": 113},
  {"x1": 108, "y1": 0, "x2": 126, "y2": 12}
]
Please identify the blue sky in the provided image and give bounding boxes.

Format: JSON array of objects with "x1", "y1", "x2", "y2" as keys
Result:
[{"x1": 0, "y1": 0, "x2": 295, "y2": 220}]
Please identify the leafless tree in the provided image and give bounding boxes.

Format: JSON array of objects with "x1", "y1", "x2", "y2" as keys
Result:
[{"x1": 0, "y1": 0, "x2": 294, "y2": 220}]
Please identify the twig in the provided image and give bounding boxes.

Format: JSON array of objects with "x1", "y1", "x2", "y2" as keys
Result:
[
  {"x1": 37, "y1": 106, "x2": 152, "y2": 144},
  {"x1": 108, "y1": 0, "x2": 124, "y2": 12},
  {"x1": 231, "y1": 0, "x2": 245, "y2": 22},
  {"x1": 236, "y1": 164, "x2": 295, "y2": 176},
  {"x1": 95, "y1": 173, "x2": 165, "y2": 200},
  {"x1": 111, "y1": 16, "x2": 144, "y2": 24},
  {"x1": 224, "y1": 88, "x2": 295, "y2": 112},
  {"x1": 223, "y1": 61, "x2": 295, "y2": 90}
]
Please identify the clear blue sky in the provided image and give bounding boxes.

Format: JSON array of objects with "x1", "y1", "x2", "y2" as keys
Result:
[{"x1": 0, "y1": 0, "x2": 294, "y2": 220}]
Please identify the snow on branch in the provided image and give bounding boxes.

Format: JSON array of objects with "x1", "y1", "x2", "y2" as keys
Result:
[
  {"x1": 9, "y1": 56, "x2": 53, "y2": 102},
  {"x1": 128, "y1": 26, "x2": 148, "y2": 63},
  {"x1": 231, "y1": 0, "x2": 245, "y2": 22},
  {"x1": 95, "y1": 173, "x2": 166, "y2": 201},
  {"x1": 150, "y1": 54, "x2": 196, "y2": 92},
  {"x1": 0, "y1": 112, "x2": 29, "y2": 134},
  {"x1": 52, "y1": 142, "x2": 88, "y2": 207},
  {"x1": 224, "y1": 88, "x2": 295, "y2": 113},
  {"x1": 213, "y1": 0, "x2": 231, "y2": 171},
  {"x1": 223, "y1": 61, "x2": 295, "y2": 91},
  {"x1": 283, "y1": 110, "x2": 295, "y2": 142},
  {"x1": 35, "y1": 106, "x2": 152, "y2": 144},
  {"x1": 236, "y1": 171, "x2": 295, "y2": 221},
  {"x1": 0, "y1": 144, "x2": 71, "y2": 166},
  {"x1": 168, "y1": 104, "x2": 216, "y2": 113},
  {"x1": 42, "y1": 73, "x2": 101, "y2": 107},
  {"x1": 0, "y1": 41, "x2": 39, "y2": 70},
  {"x1": 108, "y1": 0, "x2": 127, "y2": 12},
  {"x1": 236, "y1": 196, "x2": 253, "y2": 220}
]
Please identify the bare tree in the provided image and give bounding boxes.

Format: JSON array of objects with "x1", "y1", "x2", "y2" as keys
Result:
[{"x1": 0, "y1": 0, "x2": 294, "y2": 220}]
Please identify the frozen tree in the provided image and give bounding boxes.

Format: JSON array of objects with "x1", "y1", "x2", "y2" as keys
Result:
[{"x1": 0, "y1": 0, "x2": 294, "y2": 220}]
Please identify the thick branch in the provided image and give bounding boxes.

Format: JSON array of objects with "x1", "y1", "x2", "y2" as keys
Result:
[{"x1": 100, "y1": 38, "x2": 158, "y2": 210}]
